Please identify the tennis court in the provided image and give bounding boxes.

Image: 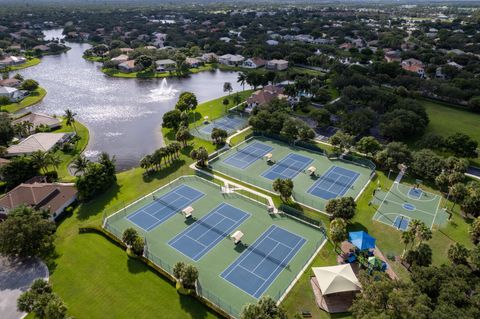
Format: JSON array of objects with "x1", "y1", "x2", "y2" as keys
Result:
[
  {"x1": 168, "y1": 203, "x2": 250, "y2": 261},
  {"x1": 307, "y1": 166, "x2": 360, "y2": 200},
  {"x1": 372, "y1": 182, "x2": 448, "y2": 231},
  {"x1": 261, "y1": 153, "x2": 313, "y2": 180},
  {"x1": 210, "y1": 137, "x2": 374, "y2": 212},
  {"x1": 127, "y1": 185, "x2": 204, "y2": 231},
  {"x1": 221, "y1": 225, "x2": 306, "y2": 298},
  {"x1": 223, "y1": 142, "x2": 273, "y2": 169},
  {"x1": 199, "y1": 114, "x2": 247, "y2": 136},
  {"x1": 104, "y1": 176, "x2": 325, "y2": 318}
]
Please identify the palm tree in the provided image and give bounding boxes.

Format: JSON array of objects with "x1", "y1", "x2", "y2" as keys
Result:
[
  {"x1": 175, "y1": 127, "x2": 192, "y2": 147},
  {"x1": 152, "y1": 149, "x2": 163, "y2": 170},
  {"x1": 171, "y1": 142, "x2": 181, "y2": 159},
  {"x1": 401, "y1": 230, "x2": 414, "y2": 258},
  {"x1": 140, "y1": 155, "x2": 153, "y2": 173},
  {"x1": 237, "y1": 72, "x2": 247, "y2": 91},
  {"x1": 64, "y1": 109, "x2": 77, "y2": 134},
  {"x1": 30, "y1": 150, "x2": 49, "y2": 174},
  {"x1": 329, "y1": 218, "x2": 347, "y2": 251},
  {"x1": 46, "y1": 153, "x2": 62, "y2": 172},
  {"x1": 71, "y1": 155, "x2": 90, "y2": 175}
]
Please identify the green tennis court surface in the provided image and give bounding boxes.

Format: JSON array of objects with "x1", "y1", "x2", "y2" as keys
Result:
[
  {"x1": 372, "y1": 182, "x2": 449, "y2": 230},
  {"x1": 104, "y1": 176, "x2": 325, "y2": 318},
  {"x1": 210, "y1": 136, "x2": 374, "y2": 212}
]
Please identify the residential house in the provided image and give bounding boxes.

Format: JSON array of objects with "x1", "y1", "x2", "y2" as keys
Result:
[
  {"x1": 201, "y1": 53, "x2": 218, "y2": 63},
  {"x1": 6, "y1": 132, "x2": 70, "y2": 157},
  {"x1": 0, "y1": 86, "x2": 25, "y2": 102},
  {"x1": 0, "y1": 55, "x2": 27, "y2": 67},
  {"x1": 0, "y1": 78, "x2": 22, "y2": 87},
  {"x1": 185, "y1": 57, "x2": 202, "y2": 68},
  {"x1": 0, "y1": 179, "x2": 77, "y2": 221},
  {"x1": 384, "y1": 50, "x2": 401, "y2": 63},
  {"x1": 266, "y1": 40, "x2": 279, "y2": 46},
  {"x1": 118, "y1": 60, "x2": 137, "y2": 73},
  {"x1": 12, "y1": 113, "x2": 62, "y2": 130},
  {"x1": 266, "y1": 59, "x2": 289, "y2": 71},
  {"x1": 33, "y1": 45, "x2": 50, "y2": 52},
  {"x1": 243, "y1": 57, "x2": 267, "y2": 69},
  {"x1": 401, "y1": 58, "x2": 425, "y2": 76},
  {"x1": 155, "y1": 59, "x2": 177, "y2": 72},
  {"x1": 218, "y1": 54, "x2": 245, "y2": 66},
  {"x1": 246, "y1": 85, "x2": 287, "y2": 112},
  {"x1": 110, "y1": 54, "x2": 129, "y2": 64}
]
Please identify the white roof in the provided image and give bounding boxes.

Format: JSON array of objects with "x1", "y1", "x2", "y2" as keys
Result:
[
  {"x1": 12, "y1": 113, "x2": 61, "y2": 128},
  {"x1": 312, "y1": 264, "x2": 361, "y2": 295},
  {"x1": 0, "y1": 86, "x2": 18, "y2": 94},
  {"x1": 7, "y1": 133, "x2": 66, "y2": 156}
]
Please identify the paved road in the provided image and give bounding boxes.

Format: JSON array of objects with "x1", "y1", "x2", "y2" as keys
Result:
[{"x1": 0, "y1": 256, "x2": 49, "y2": 319}]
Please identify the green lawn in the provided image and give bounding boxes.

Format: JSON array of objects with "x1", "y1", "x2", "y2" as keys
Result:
[
  {"x1": 83, "y1": 55, "x2": 105, "y2": 62},
  {"x1": 49, "y1": 120, "x2": 90, "y2": 181},
  {"x1": 420, "y1": 99, "x2": 480, "y2": 166},
  {"x1": 101, "y1": 64, "x2": 215, "y2": 79},
  {"x1": 2, "y1": 87, "x2": 46, "y2": 113},
  {"x1": 7, "y1": 58, "x2": 41, "y2": 71},
  {"x1": 49, "y1": 160, "x2": 221, "y2": 319}
]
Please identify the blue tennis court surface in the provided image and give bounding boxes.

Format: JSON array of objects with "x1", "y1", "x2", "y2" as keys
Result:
[
  {"x1": 223, "y1": 142, "x2": 273, "y2": 169},
  {"x1": 394, "y1": 216, "x2": 410, "y2": 231},
  {"x1": 168, "y1": 203, "x2": 250, "y2": 261},
  {"x1": 261, "y1": 153, "x2": 313, "y2": 180},
  {"x1": 408, "y1": 187, "x2": 423, "y2": 199},
  {"x1": 200, "y1": 115, "x2": 247, "y2": 135},
  {"x1": 307, "y1": 166, "x2": 360, "y2": 200},
  {"x1": 127, "y1": 185, "x2": 204, "y2": 231},
  {"x1": 221, "y1": 225, "x2": 306, "y2": 298}
]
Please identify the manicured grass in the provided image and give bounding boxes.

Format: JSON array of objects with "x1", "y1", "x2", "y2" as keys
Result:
[
  {"x1": 83, "y1": 55, "x2": 105, "y2": 62},
  {"x1": 49, "y1": 120, "x2": 90, "y2": 181},
  {"x1": 421, "y1": 99, "x2": 480, "y2": 144},
  {"x1": 2, "y1": 87, "x2": 47, "y2": 113},
  {"x1": 101, "y1": 64, "x2": 215, "y2": 79},
  {"x1": 7, "y1": 58, "x2": 41, "y2": 71},
  {"x1": 229, "y1": 127, "x2": 253, "y2": 146},
  {"x1": 420, "y1": 99, "x2": 480, "y2": 166},
  {"x1": 49, "y1": 159, "x2": 221, "y2": 319}
]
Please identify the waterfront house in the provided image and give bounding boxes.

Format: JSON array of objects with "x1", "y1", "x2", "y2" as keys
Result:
[
  {"x1": 246, "y1": 85, "x2": 287, "y2": 111},
  {"x1": 185, "y1": 57, "x2": 202, "y2": 68},
  {"x1": 218, "y1": 54, "x2": 245, "y2": 66},
  {"x1": 0, "y1": 78, "x2": 22, "y2": 87},
  {"x1": 12, "y1": 113, "x2": 62, "y2": 130},
  {"x1": 155, "y1": 59, "x2": 177, "y2": 72},
  {"x1": 118, "y1": 60, "x2": 137, "y2": 73},
  {"x1": 0, "y1": 55, "x2": 27, "y2": 67},
  {"x1": 110, "y1": 54, "x2": 129, "y2": 64},
  {"x1": 0, "y1": 86, "x2": 25, "y2": 102},
  {"x1": 200, "y1": 52, "x2": 218, "y2": 62},
  {"x1": 6, "y1": 133, "x2": 70, "y2": 157}
]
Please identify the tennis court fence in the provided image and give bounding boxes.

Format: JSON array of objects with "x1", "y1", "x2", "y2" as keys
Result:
[
  {"x1": 279, "y1": 204, "x2": 327, "y2": 234},
  {"x1": 191, "y1": 109, "x2": 250, "y2": 141}
]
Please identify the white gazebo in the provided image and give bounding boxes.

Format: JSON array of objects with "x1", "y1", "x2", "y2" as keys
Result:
[{"x1": 310, "y1": 264, "x2": 361, "y2": 313}]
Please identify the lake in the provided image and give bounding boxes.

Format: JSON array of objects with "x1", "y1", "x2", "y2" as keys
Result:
[{"x1": 18, "y1": 29, "x2": 242, "y2": 170}]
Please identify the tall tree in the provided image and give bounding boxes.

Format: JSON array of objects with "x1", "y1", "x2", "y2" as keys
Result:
[
  {"x1": 241, "y1": 296, "x2": 287, "y2": 319},
  {"x1": 64, "y1": 109, "x2": 77, "y2": 134},
  {"x1": 329, "y1": 218, "x2": 348, "y2": 249},
  {"x1": 272, "y1": 178, "x2": 294, "y2": 201},
  {"x1": 0, "y1": 205, "x2": 56, "y2": 259}
]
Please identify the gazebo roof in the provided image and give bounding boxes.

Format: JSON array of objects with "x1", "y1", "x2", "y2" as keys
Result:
[
  {"x1": 348, "y1": 231, "x2": 376, "y2": 250},
  {"x1": 312, "y1": 264, "x2": 361, "y2": 295}
]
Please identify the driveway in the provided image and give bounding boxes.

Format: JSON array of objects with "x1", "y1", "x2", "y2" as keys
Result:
[{"x1": 0, "y1": 256, "x2": 49, "y2": 319}]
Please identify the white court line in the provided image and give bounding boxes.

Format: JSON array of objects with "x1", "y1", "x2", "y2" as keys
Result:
[
  {"x1": 430, "y1": 196, "x2": 443, "y2": 229},
  {"x1": 381, "y1": 198, "x2": 436, "y2": 217},
  {"x1": 238, "y1": 264, "x2": 268, "y2": 281},
  {"x1": 251, "y1": 235, "x2": 306, "y2": 297}
]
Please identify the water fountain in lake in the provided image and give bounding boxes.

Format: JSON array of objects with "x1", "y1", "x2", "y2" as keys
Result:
[{"x1": 149, "y1": 78, "x2": 178, "y2": 101}]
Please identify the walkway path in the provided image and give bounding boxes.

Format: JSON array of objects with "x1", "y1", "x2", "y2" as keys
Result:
[{"x1": 0, "y1": 256, "x2": 49, "y2": 319}]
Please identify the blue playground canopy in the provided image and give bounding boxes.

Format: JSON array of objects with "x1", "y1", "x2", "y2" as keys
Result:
[{"x1": 348, "y1": 231, "x2": 376, "y2": 250}]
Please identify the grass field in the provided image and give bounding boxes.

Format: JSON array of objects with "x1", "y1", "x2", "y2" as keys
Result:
[
  {"x1": 420, "y1": 99, "x2": 480, "y2": 166},
  {"x1": 210, "y1": 136, "x2": 373, "y2": 212},
  {"x1": 7, "y1": 58, "x2": 41, "y2": 71},
  {"x1": 49, "y1": 119, "x2": 90, "y2": 181},
  {"x1": 102, "y1": 64, "x2": 215, "y2": 78},
  {"x1": 105, "y1": 175, "x2": 325, "y2": 317},
  {"x1": 3, "y1": 87, "x2": 46, "y2": 113}
]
